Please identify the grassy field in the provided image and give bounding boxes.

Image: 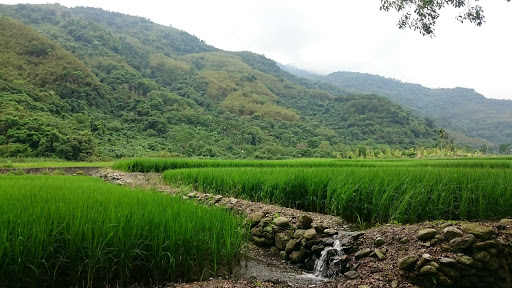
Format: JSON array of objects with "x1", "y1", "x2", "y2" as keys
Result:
[
  {"x1": 0, "y1": 175, "x2": 246, "y2": 288},
  {"x1": 162, "y1": 158, "x2": 512, "y2": 224},
  {"x1": 0, "y1": 157, "x2": 112, "y2": 168},
  {"x1": 114, "y1": 157, "x2": 512, "y2": 173}
]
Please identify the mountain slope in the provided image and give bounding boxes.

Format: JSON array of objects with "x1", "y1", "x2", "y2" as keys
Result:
[
  {"x1": 319, "y1": 71, "x2": 512, "y2": 146},
  {"x1": 0, "y1": 4, "x2": 438, "y2": 159}
]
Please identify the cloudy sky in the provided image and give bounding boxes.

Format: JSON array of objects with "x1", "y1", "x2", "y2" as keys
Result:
[{"x1": 2, "y1": 0, "x2": 512, "y2": 99}]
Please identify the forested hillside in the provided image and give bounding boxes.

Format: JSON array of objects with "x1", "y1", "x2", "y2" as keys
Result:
[
  {"x1": 0, "y1": 4, "x2": 438, "y2": 160},
  {"x1": 315, "y1": 71, "x2": 512, "y2": 147}
]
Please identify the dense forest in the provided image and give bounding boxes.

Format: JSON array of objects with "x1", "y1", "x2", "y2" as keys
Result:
[
  {"x1": 0, "y1": 4, "x2": 441, "y2": 160},
  {"x1": 283, "y1": 69, "x2": 512, "y2": 149}
]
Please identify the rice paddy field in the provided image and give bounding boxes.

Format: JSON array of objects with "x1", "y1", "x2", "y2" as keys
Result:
[
  {"x1": 0, "y1": 175, "x2": 246, "y2": 288},
  {"x1": 150, "y1": 157, "x2": 512, "y2": 224}
]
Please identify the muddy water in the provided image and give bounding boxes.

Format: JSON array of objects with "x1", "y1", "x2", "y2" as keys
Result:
[{"x1": 234, "y1": 256, "x2": 327, "y2": 287}]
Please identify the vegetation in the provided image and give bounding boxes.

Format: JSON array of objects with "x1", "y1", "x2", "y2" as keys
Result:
[
  {"x1": 162, "y1": 158, "x2": 512, "y2": 223},
  {"x1": 0, "y1": 175, "x2": 246, "y2": 287},
  {"x1": 302, "y1": 71, "x2": 512, "y2": 148},
  {"x1": 380, "y1": 0, "x2": 512, "y2": 36},
  {"x1": 0, "y1": 4, "x2": 440, "y2": 160}
]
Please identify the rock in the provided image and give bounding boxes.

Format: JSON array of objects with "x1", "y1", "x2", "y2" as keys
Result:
[
  {"x1": 499, "y1": 218, "x2": 512, "y2": 224},
  {"x1": 304, "y1": 239, "x2": 321, "y2": 248},
  {"x1": 472, "y1": 240, "x2": 501, "y2": 250},
  {"x1": 344, "y1": 270, "x2": 359, "y2": 279},
  {"x1": 273, "y1": 217, "x2": 290, "y2": 227},
  {"x1": 355, "y1": 248, "x2": 372, "y2": 259},
  {"x1": 375, "y1": 237, "x2": 386, "y2": 247},
  {"x1": 400, "y1": 237, "x2": 410, "y2": 244},
  {"x1": 429, "y1": 261, "x2": 440, "y2": 269},
  {"x1": 269, "y1": 246, "x2": 280, "y2": 255},
  {"x1": 304, "y1": 228, "x2": 318, "y2": 240},
  {"x1": 279, "y1": 251, "x2": 288, "y2": 260},
  {"x1": 313, "y1": 223, "x2": 326, "y2": 234},
  {"x1": 350, "y1": 231, "x2": 365, "y2": 240},
  {"x1": 289, "y1": 250, "x2": 305, "y2": 263},
  {"x1": 472, "y1": 250, "x2": 491, "y2": 263},
  {"x1": 187, "y1": 192, "x2": 197, "y2": 198},
  {"x1": 457, "y1": 255, "x2": 474, "y2": 266},
  {"x1": 323, "y1": 228, "x2": 338, "y2": 236},
  {"x1": 486, "y1": 257, "x2": 499, "y2": 270},
  {"x1": 358, "y1": 286, "x2": 370, "y2": 288},
  {"x1": 298, "y1": 214, "x2": 313, "y2": 229},
  {"x1": 443, "y1": 226, "x2": 464, "y2": 240},
  {"x1": 311, "y1": 244, "x2": 324, "y2": 255},
  {"x1": 374, "y1": 248, "x2": 386, "y2": 261},
  {"x1": 439, "y1": 257, "x2": 457, "y2": 266},
  {"x1": 418, "y1": 228, "x2": 438, "y2": 241},
  {"x1": 248, "y1": 212, "x2": 265, "y2": 225},
  {"x1": 422, "y1": 253, "x2": 434, "y2": 261},
  {"x1": 275, "y1": 233, "x2": 291, "y2": 250},
  {"x1": 438, "y1": 275, "x2": 454, "y2": 286},
  {"x1": 391, "y1": 280, "x2": 398, "y2": 288},
  {"x1": 439, "y1": 265, "x2": 461, "y2": 278},
  {"x1": 419, "y1": 265, "x2": 437, "y2": 275},
  {"x1": 252, "y1": 235, "x2": 274, "y2": 247},
  {"x1": 461, "y1": 223, "x2": 496, "y2": 240},
  {"x1": 449, "y1": 234, "x2": 476, "y2": 249},
  {"x1": 285, "y1": 239, "x2": 301, "y2": 253},
  {"x1": 321, "y1": 237, "x2": 335, "y2": 246},
  {"x1": 398, "y1": 255, "x2": 418, "y2": 270},
  {"x1": 294, "y1": 229, "x2": 306, "y2": 239},
  {"x1": 439, "y1": 221, "x2": 456, "y2": 229}
]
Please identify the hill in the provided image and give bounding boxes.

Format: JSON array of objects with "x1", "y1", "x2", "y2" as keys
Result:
[
  {"x1": 0, "y1": 4, "x2": 438, "y2": 160},
  {"x1": 295, "y1": 70, "x2": 512, "y2": 148}
]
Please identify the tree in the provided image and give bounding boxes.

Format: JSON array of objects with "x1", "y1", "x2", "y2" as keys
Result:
[
  {"x1": 499, "y1": 143, "x2": 511, "y2": 155},
  {"x1": 380, "y1": 0, "x2": 511, "y2": 36},
  {"x1": 438, "y1": 128, "x2": 446, "y2": 154}
]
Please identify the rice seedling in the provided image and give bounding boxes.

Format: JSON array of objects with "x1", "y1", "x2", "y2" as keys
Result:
[
  {"x1": 0, "y1": 175, "x2": 246, "y2": 288},
  {"x1": 163, "y1": 165, "x2": 512, "y2": 224},
  {"x1": 114, "y1": 157, "x2": 512, "y2": 173}
]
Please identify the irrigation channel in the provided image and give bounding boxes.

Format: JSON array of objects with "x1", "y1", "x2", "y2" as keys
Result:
[{"x1": 2, "y1": 167, "x2": 357, "y2": 286}]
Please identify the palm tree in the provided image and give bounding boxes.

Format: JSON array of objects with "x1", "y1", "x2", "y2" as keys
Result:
[{"x1": 438, "y1": 128, "x2": 446, "y2": 156}]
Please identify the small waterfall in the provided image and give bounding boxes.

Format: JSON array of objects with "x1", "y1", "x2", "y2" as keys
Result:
[{"x1": 313, "y1": 232, "x2": 353, "y2": 278}]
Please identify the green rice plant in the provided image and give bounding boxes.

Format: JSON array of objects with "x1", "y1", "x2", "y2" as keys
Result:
[
  {"x1": 163, "y1": 165, "x2": 512, "y2": 224},
  {"x1": 0, "y1": 175, "x2": 246, "y2": 288},
  {"x1": 113, "y1": 157, "x2": 512, "y2": 173}
]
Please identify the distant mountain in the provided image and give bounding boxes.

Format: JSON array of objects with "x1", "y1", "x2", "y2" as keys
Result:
[
  {"x1": 0, "y1": 4, "x2": 438, "y2": 160},
  {"x1": 281, "y1": 65, "x2": 511, "y2": 147}
]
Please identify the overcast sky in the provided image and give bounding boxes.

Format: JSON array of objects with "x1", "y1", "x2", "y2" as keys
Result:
[{"x1": 2, "y1": 0, "x2": 512, "y2": 100}]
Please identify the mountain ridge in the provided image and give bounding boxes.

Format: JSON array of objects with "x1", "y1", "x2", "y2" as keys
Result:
[
  {"x1": 1, "y1": 4, "x2": 441, "y2": 159},
  {"x1": 280, "y1": 64, "x2": 511, "y2": 147}
]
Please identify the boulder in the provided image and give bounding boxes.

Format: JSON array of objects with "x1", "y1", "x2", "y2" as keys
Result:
[
  {"x1": 248, "y1": 212, "x2": 265, "y2": 225},
  {"x1": 449, "y1": 234, "x2": 476, "y2": 249},
  {"x1": 457, "y1": 255, "x2": 474, "y2": 266},
  {"x1": 374, "y1": 237, "x2": 386, "y2": 247},
  {"x1": 439, "y1": 257, "x2": 457, "y2": 266},
  {"x1": 252, "y1": 235, "x2": 274, "y2": 247},
  {"x1": 323, "y1": 228, "x2": 338, "y2": 236},
  {"x1": 418, "y1": 265, "x2": 437, "y2": 275},
  {"x1": 344, "y1": 270, "x2": 359, "y2": 279},
  {"x1": 355, "y1": 248, "x2": 372, "y2": 258},
  {"x1": 289, "y1": 250, "x2": 305, "y2": 263},
  {"x1": 285, "y1": 239, "x2": 301, "y2": 253},
  {"x1": 294, "y1": 229, "x2": 306, "y2": 239},
  {"x1": 461, "y1": 223, "x2": 496, "y2": 240},
  {"x1": 443, "y1": 226, "x2": 464, "y2": 240},
  {"x1": 398, "y1": 255, "x2": 419, "y2": 270},
  {"x1": 273, "y1": 217, "x2": 290, "y2": 227},
  {"x1": 374, "y1": 248, "x2": 386, "y2": 261},
  {"x1": 472, "y1": 250, "x2": 491, "y2": 263},
  {"x1": 275, "y1": 233, "x2": 291, "y2": 250},
  {"x1": 417, "y1": 228, "x2": 438, "y2": 241},
  {"x1": 304, "y1": 228, "x2": 318, "y2": 240},
  {"x1": 298, "y1": 214, "x2": 313, "y2": 229}
]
